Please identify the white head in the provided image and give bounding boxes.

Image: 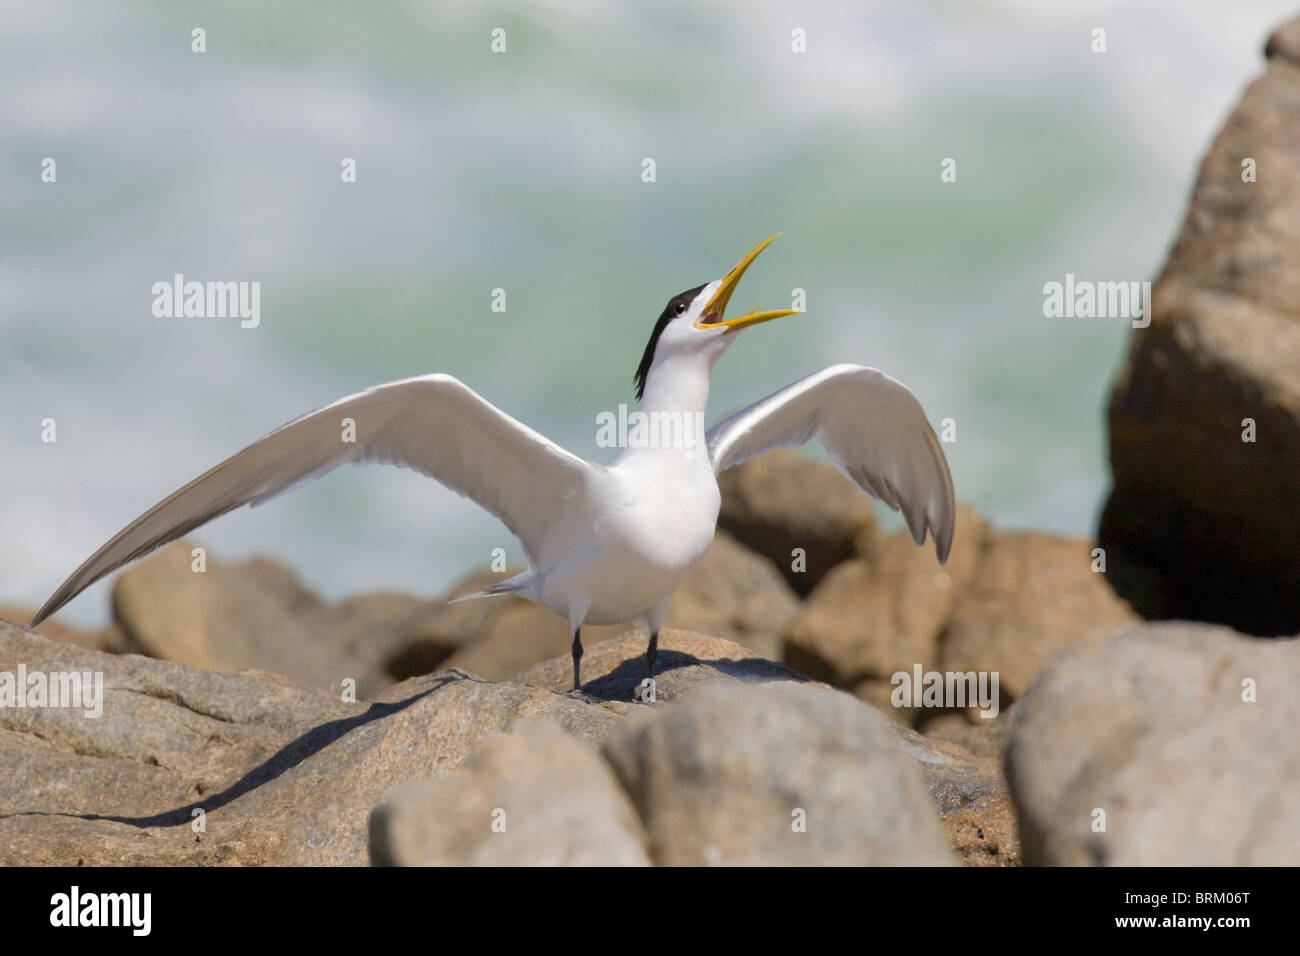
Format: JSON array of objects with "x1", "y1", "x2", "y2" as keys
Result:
[{"x1": 633, "y1": 234, "x2": 804, "y2": 401}]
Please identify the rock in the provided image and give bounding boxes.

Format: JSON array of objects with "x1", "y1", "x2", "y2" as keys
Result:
[
  {"x1": 1100, "y1": 20, "x2": 1300, "y2": 635},
  {"x1": 919, "y1": 710, "x2": 1013, "y2": 760},
  {"x1": 439, "y1": 601, "x2": 610, "y2": 683},
  {"x1": 0, "y1": 619, "x2": 621, "y2": 865},
  {"x1": 939, "y1": 533, "x2": 1137, "y2": 709},
  {"x1": 370, "y1": 721, "x2": 650, "y2": 865},
  {"x1": 717, "y1": 449, "x2": 877, "y2": 595},
  {"x1": 783, "y1": 505, "x2": 989, "y2": 696},
  {"x1": 1265, "y1": 14, "x2": 1300, "y2": 61},
  {"x1": 660, "y1": 531, "x2": 800, "y2": 661},
  {"x1": 441, "y1": 531, "x2": 799, "y2": 681},
  {"x1": 601, "y1": 682, "x2": 954, "y2": 865},
  {"x1": 381, "y1": 566, "x2": 533, "y2": 681},
  {"x1": 515, "y1": 628, "x2": 813, "y2": 702},
  {"x1": 108, "y1": 542, "x2": 520, "y2": 698},
  {"x1": 887, "y1": 721, "x2": 1020, "y2": 867},
  {"x1": 111, "y1": 542, "x2": 408, "y2": 697},
  {"x1": 521, "y1": 632, "x2": 1014, "y2": 865},
  {"x1": 0, "y1": 603, "x2": 126, "y2": 653},
  {"x1": 332, "y1": 590, "x2": 476, "y2": 681},
  {"x1": 1006, "y1": 622, "x2": 1300, "y2": 865},
  {"x1": 850, "y1": 677, "x2": 916, "y2": 725},
  {"x1": 111, "y1": 541, "x2": 323, "y2": 676}
]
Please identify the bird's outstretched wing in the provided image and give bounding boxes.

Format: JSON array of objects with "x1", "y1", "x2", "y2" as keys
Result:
[
  {"x1": 706, "y1": 363, "x2": 955, "y2": 562},
  {"x1": 32, "y1": 374, "x2": 593, "y2": 624}
]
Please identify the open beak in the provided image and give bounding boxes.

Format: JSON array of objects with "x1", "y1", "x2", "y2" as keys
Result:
[{"x1": 694, "y1": 234, "x2": 803, "y2": 333}]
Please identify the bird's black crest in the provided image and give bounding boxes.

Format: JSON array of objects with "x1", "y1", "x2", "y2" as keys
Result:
[{"x1": 634, "y1": 283, "x2": 706, "y2": 401}]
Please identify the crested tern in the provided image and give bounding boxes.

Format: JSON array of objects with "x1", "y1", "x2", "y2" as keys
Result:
[{"x1": 33, "y1": 236, "x2": 955, "y2": 691}]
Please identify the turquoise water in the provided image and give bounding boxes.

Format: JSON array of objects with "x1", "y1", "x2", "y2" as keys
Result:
[{"x1": 3, "y1": 0, "x2": 1293, "y2": 624}]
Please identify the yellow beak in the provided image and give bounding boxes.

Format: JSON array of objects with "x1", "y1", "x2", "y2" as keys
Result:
[{"x1": 694, "y1": 234, "x2": 804, "y2": 333}]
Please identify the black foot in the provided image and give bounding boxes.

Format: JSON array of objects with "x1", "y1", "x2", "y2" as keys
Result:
[{"x1": 571, "y1": 629, "x2": 584, "y2": 690}]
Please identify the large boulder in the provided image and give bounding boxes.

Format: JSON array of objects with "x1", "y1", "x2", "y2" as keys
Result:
[
  {"x1": 111, "y1": 541, "x2": 472, "y2": 698},
  {"x1": 601, "y1": 682, "x2": 954, "y2": 865},
  {"x1": 939, "y1": 533, "x2": 1138, "y2": 709},
  {"x1": 717, "y1": 449, "x2": 877, "y2": 595},
  {"x1": 782, "y1": 505, "x2": 988, "y2": 703},
  {"x1": 370, "y1": 721, "x2": 650, "y2": 866},
  {"x1": 782, "y1": 519, "x2": 1129, "y2": 729},
  {"x1": 1005, "y1": 622, "x2": 1300, "y2": 865},
  {"x1": 1100, "y1": 19, "x2": 1300, "y2": 635}
]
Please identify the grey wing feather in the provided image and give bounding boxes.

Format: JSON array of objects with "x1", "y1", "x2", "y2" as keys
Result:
[
  {"x1": 32, "y1": 374, "x2": 591, "y2": 624},
  {"x1": 706, "y1": 363, "x2": 955, "y2": 563}
]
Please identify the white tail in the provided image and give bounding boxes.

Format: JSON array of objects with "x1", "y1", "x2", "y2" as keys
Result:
[{"x1": 446, "y1": 571, "x2": 533, "y2": 605}]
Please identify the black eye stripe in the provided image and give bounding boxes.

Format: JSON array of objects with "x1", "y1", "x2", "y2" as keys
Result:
[{"x1": 633, "y1": 283, "x2": 707, "y2": 400}]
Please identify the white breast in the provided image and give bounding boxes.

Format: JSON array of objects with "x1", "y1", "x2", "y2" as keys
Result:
[{"x1": 534, "y1": 449, "x2": 720, "y2": 626}]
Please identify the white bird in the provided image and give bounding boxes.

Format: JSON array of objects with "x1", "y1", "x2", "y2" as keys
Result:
[{"x1": 33, "y1": 236, "x2": 954, "y2": 691}]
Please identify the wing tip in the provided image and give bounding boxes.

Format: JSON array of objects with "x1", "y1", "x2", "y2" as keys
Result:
[
  {"x1": 29, "y1": 598, "x2": 57, "y2": 629},
  {"x1": 934, "y1": 525, "x2": 954, "y2": 565}
]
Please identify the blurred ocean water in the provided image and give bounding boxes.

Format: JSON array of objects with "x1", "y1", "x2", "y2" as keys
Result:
[{"x1": 2, "y1": 0, "x2": 1294, "y2": 623}]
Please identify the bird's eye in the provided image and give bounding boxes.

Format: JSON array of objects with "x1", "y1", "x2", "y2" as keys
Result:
[{"x1": 675, "y1": 302, "x2": 687, "y2": 315}]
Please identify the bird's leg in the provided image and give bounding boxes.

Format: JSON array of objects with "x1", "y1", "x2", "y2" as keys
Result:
[
  {"x1": 646, "y1": 629, "x2": 659, "y2": 679},
  {"x1": 571, "y1": 629, "x2": 584, "y2": 690}
]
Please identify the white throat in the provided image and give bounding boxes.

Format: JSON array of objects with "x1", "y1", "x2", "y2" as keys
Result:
[{"x1": 622, "y1": 348, "x2": 718, "y2": 462}]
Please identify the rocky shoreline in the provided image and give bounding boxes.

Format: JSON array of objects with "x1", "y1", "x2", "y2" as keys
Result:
[{"x1": 2, "y1": 439, "x2": 1294, "y2": 865}]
